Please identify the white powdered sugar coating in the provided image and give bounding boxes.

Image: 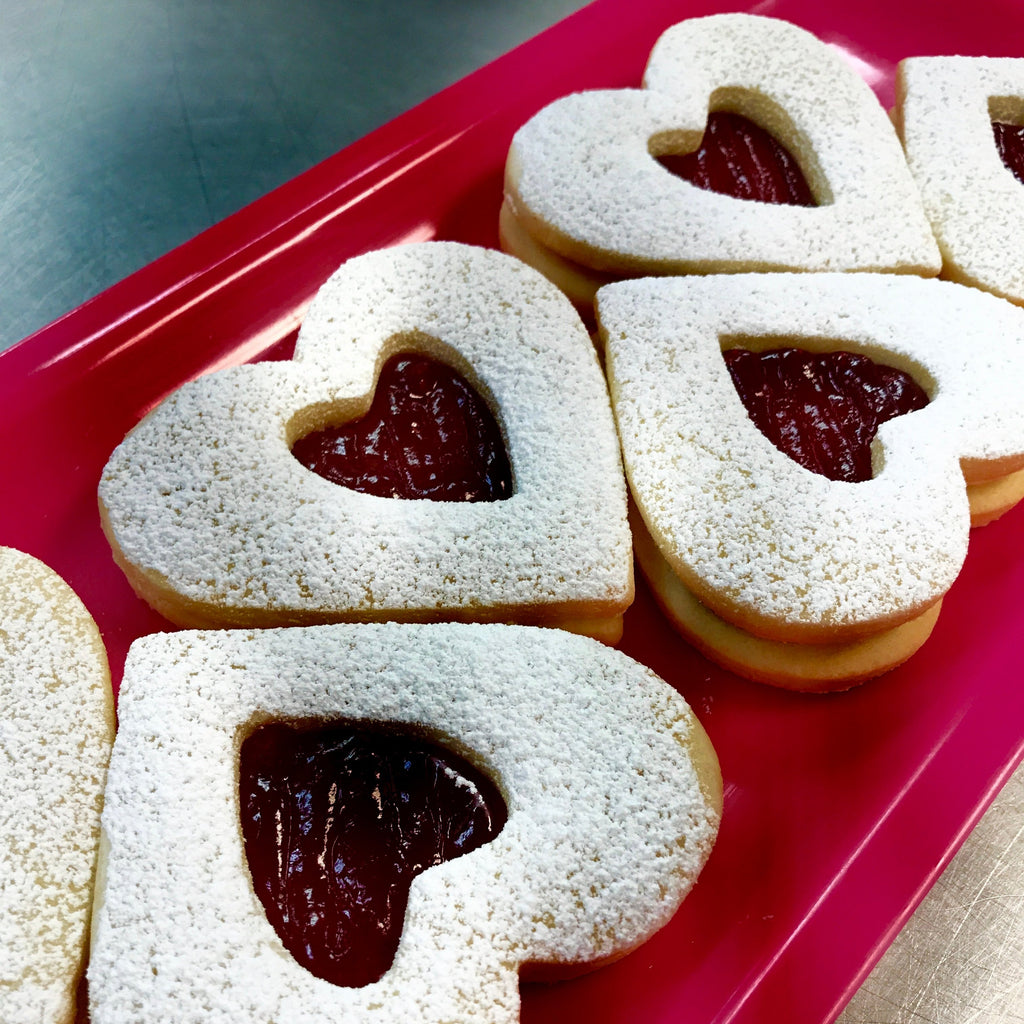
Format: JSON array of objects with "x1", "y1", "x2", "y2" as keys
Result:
[
  {"x1": 898, "y1": 56, "x2": 1024, "y2": 305},
  {"x1": 505, "y1": 13, "x2": 940, "y2": 276},
  {"x1": 0, "y1": 548, "x2": 115, "y2": 1024},
  {"x1": 599, "y1": 273, "x2": 1024, "y2": 640},
  {"x1": 98, "y1": 242, "x2": 631, "y2": 629},
  {"x1": 89, "y1": 622, "x2": 720, "y2": 1024}
]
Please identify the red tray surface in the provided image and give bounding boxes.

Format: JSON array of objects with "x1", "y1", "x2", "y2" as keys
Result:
[{"x1": 2, "y1": 1, "x2": 1023, "y2": 1022}]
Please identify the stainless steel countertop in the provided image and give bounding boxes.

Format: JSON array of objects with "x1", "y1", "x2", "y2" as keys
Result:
[
  {"x1": 839, "y1": 762, "x2": 1023, "y2": 1023},
  {"x1": 0, "y1": 0, "x2": 588, "y2": 351},
  {"x1": 2, "y1": 2, "x2": 1022, "y2": 1020}
]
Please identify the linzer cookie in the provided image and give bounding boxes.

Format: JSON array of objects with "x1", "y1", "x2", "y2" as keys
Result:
[
  {"x1": 598, "y1": 273, "x2": 1024, "y2": 690},
  {"x1": 88, "y1": 622, "x2": 722, "y2": 1023},
  {"x1": 502, "y1": 13, "x2": 940, "y2": 313},
  {"x1": 0, "y1": 548, "x2": 115, "y2": 1024},
  {"x1": 98, "y1": 242, "x2": 632, "y2": 641},
  {"x1": 896, "y1": 56, "x2": 1024, "y2": 306}
]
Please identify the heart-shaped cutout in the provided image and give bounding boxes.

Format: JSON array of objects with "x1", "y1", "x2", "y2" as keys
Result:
[
  {"x1": 240, "y1": 720, "x2": 507, "y2": 988},
  {"x1": 993, "y1": 120, "x2": 1024, "y2": 183},
  {"x1": 98, "y1": 243, "x2": 632, "y2": 637},
  {"x1": 291, "y1": 353, "x2": 513, "y2": 502},
  {"x1": 657, "y1": 112, "x2": 815, "y2": 207},
  {"x1": 724, "y1": 347, "x2": 929, "y2": 482},
  {"x1": 599, "y1": 272, "x2": 1024, "y2": 649}
]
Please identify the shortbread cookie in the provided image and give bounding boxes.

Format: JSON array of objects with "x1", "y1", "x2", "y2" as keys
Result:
[
  {"x1": 503, "y1": 13, "x2": 940, "y2": 311},
  {"x1": 89, "y1": 622, "x2": 722, "y2": 1024},
  {"x1": 897, "y1": 56, "x2": 1024, "y2": 306},
  {"x1": 0, "y1": 548, "x2": 115, "y2": 1024},
  {"x1": 98, "y1": 242, "x2": 633, "y2": 641},
  {"x1": 598, "y1": 273, "x2": 1024, "y2": 690}
]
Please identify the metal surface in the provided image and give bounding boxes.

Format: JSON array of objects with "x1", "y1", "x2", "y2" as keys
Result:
[
  {"x1": 0, "y1": 0, "x2": 588, "y2": 351},
  {"x1": 839, "y1": 762, "x2": 1024, "y2": 1023}
]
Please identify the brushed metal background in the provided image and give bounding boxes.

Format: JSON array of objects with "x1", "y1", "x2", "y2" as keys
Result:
[
  {"x1": 839, "y1": 762, "x2": 1023, "y2": 1023},
  {"x1": 0, "y1": 0, "x2": 588, "y2": 351}
]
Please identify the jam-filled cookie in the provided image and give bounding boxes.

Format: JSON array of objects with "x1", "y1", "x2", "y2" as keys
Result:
[
  {"x1": 99, "y1": 242, "x2": 632, "y2": 641},
  {"x1": 0, "y1": 548, "x2": 115, "y2": 1024},
  {"x1": 502, "y1": 13, "x2": 940, "y2": 315},
  {"x1": 896, "y1": 56, "x2": 1024, "y2": 306},
  {"x1": 598, "y1": 273, "x2": 1024, "y2": 691},
  {"x1": 88, "y1": 622, "x2": 722, "y2": 1023}
]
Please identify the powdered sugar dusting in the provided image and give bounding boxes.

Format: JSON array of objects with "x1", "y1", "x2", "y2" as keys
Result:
[
  {"x1": 599, "y1": 273, "x2": 1024, "y2": 640},
  {"x1": 898, "y1": 56, "x2": 1024, "y2": 305},
  {"x1": 89, "y1": 622, "x2": 720, "y2": 1024},
  {"x1": 506, "y1": 13, "x2": 940, "y2": 275},
  {"x1": 0, "y1": 547, "x2": 115, "y2": 1024},
  {"x1": 98, "y1": 242, "x2": 632, "y2": 630}
]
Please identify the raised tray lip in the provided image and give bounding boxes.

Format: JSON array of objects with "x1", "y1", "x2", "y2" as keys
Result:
[{"x1": 3, "y1": 2, "x2": 1024, "y2": 1023}]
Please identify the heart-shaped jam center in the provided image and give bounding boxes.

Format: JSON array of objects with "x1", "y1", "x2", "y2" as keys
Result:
[
  {"x1": 240, "y1": 721, "x2": 507, "y2": 988},
  {"x1": 657, "y1": 111, "x2": 816, "y2": 206},
  {"x1": 725, "y1": 348, "x2": 929, "y2": 482},
  {"x1": 993, "y1": 120, "x2": 1024, "y2": 184},
  {"x1": 292, "y1": 353, "x2": 513, "y2": 501}
]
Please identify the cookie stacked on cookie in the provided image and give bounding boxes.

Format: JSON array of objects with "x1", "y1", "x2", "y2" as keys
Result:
[
  {"x1": 90, "y1": 623, "x2": 721, "y2": 1024},
  {"x1": 896, "y1": 55, "x2": 1024, "y2": 307},
  {"x1": 501, "y1": 14, "x2": 941, "y2": 315},
  {"x1": 99, "y1": 242, "x2": 634, "y2": 642},
  {"x1": 502, "y1": 12, "x2": 1024, "y2": 689},
  {"x1": 598, "y1": 273, "x2": 1024, "y2": 690}
]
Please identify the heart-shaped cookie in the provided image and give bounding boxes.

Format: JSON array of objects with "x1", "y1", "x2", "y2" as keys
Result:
[
  {"x1": 897, "y1": 56, "x2": 1024, "y2": 306},
  {"x1": 598, "y1": 273, "x2": 1024, "y2": 689},
  {"x1": 88, "y1": 622, "x2": 721, "y2": 1023},
  {"x1": 98, "y1": 242, "x2": 633, "y2": 641},
  {"x1": 501, "y1": 12, "x2": 940, "y2": 313},
  {"x1": 0, "y1": 548, "x2": 115, "y2": 1024}
]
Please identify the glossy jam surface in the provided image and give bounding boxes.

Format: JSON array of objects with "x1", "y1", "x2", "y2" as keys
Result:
[
  {"x1": 724, "y1": 348, "x2": 929, "y2": 482},
  {"x1": 993, "y1": 120, "x2": 1024, "y2": 184},
  {"x1": 657, "y1": 111, "x2": 815, "y2": 206},
  {"x1": 292, "y1": 353, "x2": 513, "y2": 501},
  {"x1": 240, "y1": 721, "x2": 507, "y2": 988}
]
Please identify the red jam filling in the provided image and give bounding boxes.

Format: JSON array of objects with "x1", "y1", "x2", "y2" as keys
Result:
[
  {"x1": 291, "y1": 353, "x2": 513, "y2": 501},
  {"x1": 993, "y1": 120, "x2": 1024, "y2": 184},
  {"x1": 240, "y1": 721, "x2": 507, "y2": 988},
  {"x1": 657, "y1": 111, "x2": 815, "y2": 206},
  {"x1": 724, "y1": 348, "x2": 929, "y2": 482}
]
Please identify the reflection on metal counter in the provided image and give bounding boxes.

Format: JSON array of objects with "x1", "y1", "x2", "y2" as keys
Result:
[
  {"x1": 0, "y1": 0, "x2": 587, "y2": 351},
  {"x1": 838, "y1": 763, "x2": 1024, "y2": 1023}
]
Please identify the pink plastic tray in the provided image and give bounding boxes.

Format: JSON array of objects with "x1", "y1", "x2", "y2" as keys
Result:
[{"x1": 3, "y1": 1, "x2": 1023, "y2": 1022}]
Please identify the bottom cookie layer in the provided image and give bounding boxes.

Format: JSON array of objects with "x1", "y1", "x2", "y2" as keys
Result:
[
  {"x1": 632, "y1": 517, "x2": 943, "y2": 692},
  {"x1": 498, "y1": 200, "x2": 615, "y2": 318},
  {"x1": 966, "y1": 463, "x2": 1024, "y2": 526}
]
